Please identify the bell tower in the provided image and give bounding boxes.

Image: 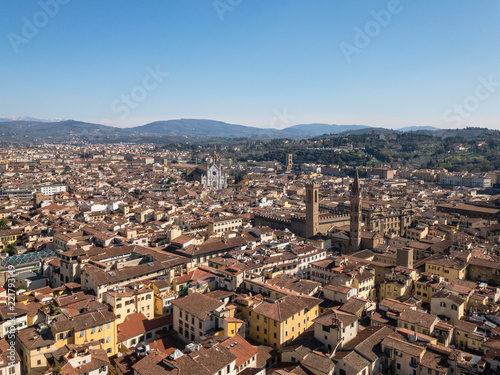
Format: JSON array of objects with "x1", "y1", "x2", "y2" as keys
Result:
[
  {"x1": 213, "y1": 145, "x2": 219, "y2": 165},
  {"x1": 286, "y1": 153, "x2": 293, "y2": 173}
]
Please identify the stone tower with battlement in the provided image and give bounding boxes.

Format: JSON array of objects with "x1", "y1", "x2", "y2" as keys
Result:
[
  {"x1": 305, "y1": 182, "x2": 319, "y2": 238},
  {"x1": 349, "y1": 169, "x2": 361, "y2": 252},
  {"x1": 397, "y1": 247, "x2": 414, "y2": 269}
]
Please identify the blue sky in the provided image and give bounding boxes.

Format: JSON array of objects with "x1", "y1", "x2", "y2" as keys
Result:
[{"x1": 1, "y1": 1, "x2": 499, "y2": 129}]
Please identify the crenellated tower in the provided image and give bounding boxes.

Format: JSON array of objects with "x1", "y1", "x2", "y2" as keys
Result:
[
  {"x1": 305, "y1": 182, "x2": 319, "y2": 238},
  {"x1": 349, "y1": 169, "x2": 362, "y2": 251}
]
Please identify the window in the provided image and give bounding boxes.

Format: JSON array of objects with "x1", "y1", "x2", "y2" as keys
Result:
[
  {"x1": 99, "y1": 324, "x2": 103, "y2": 332},
  {"x1": 91, "y1": 327, "x2": 96, "y2": 334},
  {"x1": 106, "y1": 336, "x2": 111, "y2": 343},
  {"x1": 452, "y1": 304, "x2": 458, "y2": 311},
  {"x1": 107, "y1": 322, "x2": 111, "y2": 330}
]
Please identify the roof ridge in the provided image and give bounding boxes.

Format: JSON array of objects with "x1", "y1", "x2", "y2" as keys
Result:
[{"x1": 277, "y1": 298, "x2": 282, "y2": 322}]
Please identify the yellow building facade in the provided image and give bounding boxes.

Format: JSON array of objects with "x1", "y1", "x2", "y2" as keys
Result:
[
  {"x1": 50, "y1": 310, "x2": 118, "y2": 356},
  {"x1": 104, "y1": 286, "x2": 154, "y2": 324},
  {"x1": 425, "y1": 258, "x2": 467, "y2": 282},
  {"x1": 237, "y1": 294, "x2": 320, "y2": 349}
]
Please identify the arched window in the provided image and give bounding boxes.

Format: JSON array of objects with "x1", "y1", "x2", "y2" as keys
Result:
[
  {"x1": 451, "y1": 304, "x2": 458, "y2": 311},
  {"x1": 440, "y1": 302, "x2": 446, "y2": 308}
]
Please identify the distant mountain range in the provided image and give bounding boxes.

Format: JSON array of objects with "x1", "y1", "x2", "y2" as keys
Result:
[
  {"x1": 397, "y1": 126, "x2": 440, "y2": 132},
  {"x1": 0, "y1": 116, "x2": 64, "y2": 123},
  {"x1": 0, "y1": 118, "x2": 443, "y2": 143}
]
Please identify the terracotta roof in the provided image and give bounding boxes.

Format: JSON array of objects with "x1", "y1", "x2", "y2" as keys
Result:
[
  {"x1": 398, "y1": 310, "x2": 438, "y2": 330},
  {"x1": 170, "y1": 293, "x2": 224, "y2": 321},
  {"x1": 252, "y1": 295, "x2": 321, "y2": 323},
  {"x1": 313, "y1": 309, "x2": 358, "y2": 328},
  {"x1": 419, "y1": 348, "x2": 450, "y2": 372},
  {"x1": 51, "y1": 309, "x2": 116, "y2": 333},
  {"x1": 16, "y1": 326, "x2": 55, "y2": 350},
  {"x1": 221, "y1": 334, "x2": 258, "y2": 367},
  {"x1": 382, "y1": 335, "x2": 425, "y2": 357},
  {"x1": 339, "y1": 297, "x2": 367, "y2": 316},
  {"x1": 341, "y1": 326, "x2": 395, "y2": 362},
  {"x1": 333, "y1": 350, "x2": 370, "y2": 372},
  {"x1": 117, "y1": 313, "x2": 148, "y2": 342},
  {"x1": 132, "y1": 343, "x2": 237, "y2": 375}
]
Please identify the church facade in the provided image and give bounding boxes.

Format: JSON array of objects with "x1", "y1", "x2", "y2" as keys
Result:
[
  {"x1": 201, "y1": 163, "x2": 227, "y2": 190},
  {"x1": 186, "y1": 147, "x2": 227, "y2": 190}
]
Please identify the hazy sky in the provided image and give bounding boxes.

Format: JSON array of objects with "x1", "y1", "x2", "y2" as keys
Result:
[{"x1": 1, "y1": 1, "x2": 499, "y2": 129}]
